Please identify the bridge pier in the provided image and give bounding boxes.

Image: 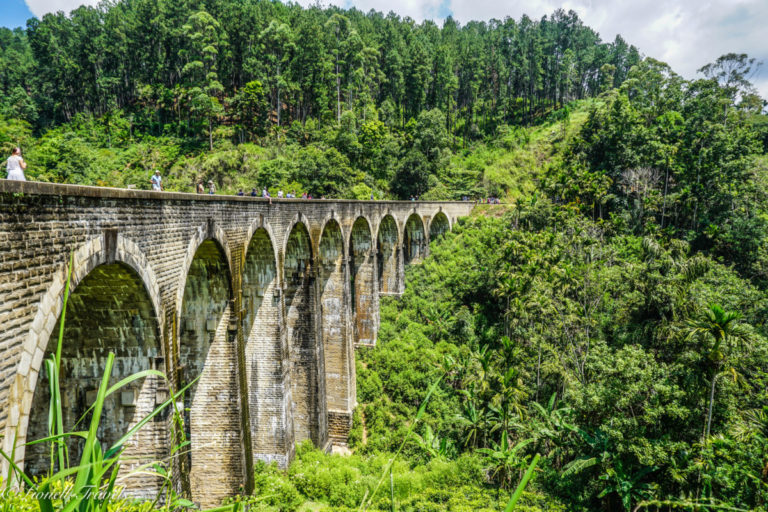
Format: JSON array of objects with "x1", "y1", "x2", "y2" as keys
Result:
[{"x1": 0, "y1": 181, "x2": 473, "y2": 505}]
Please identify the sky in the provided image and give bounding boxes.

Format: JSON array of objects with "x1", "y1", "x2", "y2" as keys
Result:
[{"x1": 3, "y1": 0, "x2": 767, "y2": 99}]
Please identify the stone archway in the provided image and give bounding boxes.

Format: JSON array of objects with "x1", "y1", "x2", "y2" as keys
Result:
[
  {"x1": 349, "y1": 217, "x2": 377, "y2": 346},
  {"x1": 242, "y1": 225, "x2": 291, "y2": 465},
  {"x1": 429, "y1": 211, "x2": 450, "y2": 242},
  {"x1": 403, "y1": 213, "x2": 426, "y2": 265},
  {"x1": 7, "y1": 234, "x2": 165, "y2": 498},
  {"x1": 318, "y1": 219, "x2": 353, "y2": 446},
  {"x1": 25, "y1": 262, "x2": 166, "y2": 498},
  {"x1": 376, "y1": 215, "x2": 400, "y2": 295},
  {"x1": 177, "y1": 238, "x2": 240, "y2": 508},
  {"x1": 3, "y1": 234, "x2": 162, "y2": 467},
  {"x1": 284, "y1": 221, "x2": 326, "y2": 448}
]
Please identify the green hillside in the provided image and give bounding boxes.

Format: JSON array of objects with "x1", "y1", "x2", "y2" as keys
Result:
[{"x1": 2, "y1": 0, "x2": 768, "y2": 510}]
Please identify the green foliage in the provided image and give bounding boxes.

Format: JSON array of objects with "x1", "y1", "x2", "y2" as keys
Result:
[
  {"x1": 353, "y1": 202, "x2": 768, "y2": 510},
  {"x1": 1, "y1": 2, "x2": 648, "y2": 198},
  {"x1": 259, "y1": 444, "x2": 553, "y2": 512},
  {"x1": 2, "y1": 4, "x2": 767, "y2": 509},
  {"x1": 229, "y1": 462, "x2": 303, "y2": 512},
  {"x1": 545, "y1": 57, "x2": 768, "y2": 284}
]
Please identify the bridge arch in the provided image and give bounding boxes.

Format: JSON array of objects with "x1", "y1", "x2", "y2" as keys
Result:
[
  {"x1": 177, "y1": 234, "x2": 242, "y2": 507},
  {"x1": 7, "y1": 234, "x2": 165, "y2": 497},
  {"x1": 318, "y1": 219, "x2": 354, "y2": 445},
  {"x1": 244, "y1": 217, "x2": 280, "y2": 266},
  {"x1": 376, "y1": 214, "x2": 400, "y2": 295},
  {"x1": 242, "y1": 224, "x2": 288, "y2": 463},
  {"x1": 428, "y1": 210, "x2": 451, "y2": 242},
  {"x1": 284, "y1": 221, "x2": 326, "y2": 447},
  {"x1": 174, "y1": 223, "x2": 233, "y2": 322},
  {"x1": 403, "y1": 213, "x2": 426, "y2": 265},
  {"x1": 349, "y1": 216, "x2": 377, "y2": 346}
]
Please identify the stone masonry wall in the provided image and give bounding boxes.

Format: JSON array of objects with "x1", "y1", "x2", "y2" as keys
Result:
[
  {"x1": 284, "y1": 223, "x2": 325, "y2": 448},
  {"x1": 376, "y1": 215, "x2": 400, "y2": 295},
  {"x1": 318, "y1": 221, "x2": 353, "y2": 432},
  {"x1": 350, "y1": 217, "x2": 377, "y2": 347},
  {"x1": 0, "y1": 180, "x2": 473, "y2": 505},
  {"x1": 25, "y1": 262, "x2": 166, "y2": 499},
  {"x1": 242, "y1": 228, "x2": 290, "y2": 466}
]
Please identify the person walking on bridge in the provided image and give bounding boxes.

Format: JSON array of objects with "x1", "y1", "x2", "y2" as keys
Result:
[
  {"x1": 4, "y1": 147, "x2": 27, "y2": 181},
  {"x1": 150, "y1": 170, "x2": 163, "y2": 191}
]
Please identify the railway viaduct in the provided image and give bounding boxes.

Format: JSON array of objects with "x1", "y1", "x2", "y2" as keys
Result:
[{"x1": 0, "y1": 180, "x2": 474, "y2": 506}]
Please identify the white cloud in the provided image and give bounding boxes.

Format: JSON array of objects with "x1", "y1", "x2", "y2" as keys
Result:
[
  {"x1": 25, "y1": 0, "x2": 98, "y2": 18},
  {"x1": 443, "y1": 0, "x2": 768, "y2": 99},
  {"x1": 26, "y1": 0, "x2": 768, "y2": 99},
  {"x1": 293, "y1": 0, "x2": 448, "y2": 20}
]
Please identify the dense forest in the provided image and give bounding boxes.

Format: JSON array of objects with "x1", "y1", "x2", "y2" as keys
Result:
[
  {"x1": 2, "y1": 0, "x2": 768, "y2": 510},
  {"x1": 0, "y1": 0, "x2": 642, "y2": 197},
  {"x1": 351, "y1": 199, "x2": 768, "y2": 510}
]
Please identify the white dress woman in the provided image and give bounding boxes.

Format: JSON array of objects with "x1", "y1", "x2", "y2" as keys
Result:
[{"x1": 5, "y1": 148, "x2": 27, "y2": 181}]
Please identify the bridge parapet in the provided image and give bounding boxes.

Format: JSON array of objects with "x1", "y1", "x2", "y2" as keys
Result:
[{"x1": 0, "y1": 180, "x2": 474, "y2": 506}]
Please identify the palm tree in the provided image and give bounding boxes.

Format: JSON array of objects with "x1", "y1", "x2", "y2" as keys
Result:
[
  {"x1": 458, "y1": 391, "x2": 487, "y2": 449},
  {"x1": 687, "y1": 304, "x2": 748, "y2": 438},
  {"x1": 477, "y1": 431, "x2": 533, "y2": 489},
  {"x1": 528, "y1": 393, "x2": 575, "y2": 466}
]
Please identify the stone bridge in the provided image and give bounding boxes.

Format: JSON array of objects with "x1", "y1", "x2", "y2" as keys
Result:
[{"x1": 0, "y1": 180, "x2": 473, "y2": 506}]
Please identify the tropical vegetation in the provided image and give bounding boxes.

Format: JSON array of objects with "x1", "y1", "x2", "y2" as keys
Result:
[{"x1": 1, "y1": 0, "x2": 768, "y2": 510}]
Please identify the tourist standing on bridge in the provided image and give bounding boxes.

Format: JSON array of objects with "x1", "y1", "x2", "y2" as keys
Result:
[
  {"x1": 5, "y1": 147, "x2": 27, "y2": 181},
  {"x1": 196, "y1": 180, "x2": 204, "y2": 194},
  {"x1": 208, "y1": 180, "x2": 216, "y2": 194},
  {"x1": 150, "y1": 169, "x2": 162, "y2": 191}
]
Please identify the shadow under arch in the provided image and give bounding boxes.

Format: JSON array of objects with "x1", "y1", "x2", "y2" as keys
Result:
[
  {"x1": 177, "y1": 237, "x2": 242, "y2": 508},
  {"x1": 241, "y1": 226, "x2": 291, "y2": 465},
  {"x1": 349, "y1": 216, "x2": 377, "y2": 346},
  {"x1": 284, "y1": 221, "x2": 327, "y2": 448},
  {"x1": 377, "y1": 214, "x2": 400, "y2": 295},
  {"x1": 403, "y1": 213, "x2": 426, "y2": 265},
  {"x1": 429, "y1": 210, "x2": 451, "y2": 242},
  {"x1": 25, "y1": 260, "x2": 167, "y2": 499}
]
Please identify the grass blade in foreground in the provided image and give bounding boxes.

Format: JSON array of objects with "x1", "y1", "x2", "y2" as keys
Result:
[
  {"x1": 504, "y1": 453, "x2": 541, "y2": 512},
  {"x1": 359, "y1": 375, "x2": 443, "y2": 512}
]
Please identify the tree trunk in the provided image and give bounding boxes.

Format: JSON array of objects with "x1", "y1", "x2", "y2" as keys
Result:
[
  {"x1": 705, "y1": 370, "x2": 720, "y2": 439},
  {"x1": 535, "y1": 340, "x2": 542, "y2": 403},
  {"x1": 276, "y1": 61, "x2": 282, "y2": 128},
  {"x1": 661, "y1": 164, "x2": 669, "y2": 228},
  {"x1": 336, "y1": 62, "x2": 341, "y2": 124}
]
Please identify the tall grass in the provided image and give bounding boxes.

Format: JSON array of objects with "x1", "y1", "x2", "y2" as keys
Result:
[
  {"x1": 358, "y1": 376, "x2": 443, "y2": 512},
  {"x1": 504, "y1": 453, "x2": 541, "y2": 512},
  {"x1": 0, "y1": 252, "x2": 238, "y2": 512}
]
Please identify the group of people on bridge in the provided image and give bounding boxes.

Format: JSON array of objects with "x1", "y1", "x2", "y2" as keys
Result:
[
  {"x1": 6, "y1": 149, "x2": 501, "y2": 205},
  {"x1": 234, "y1": 188, "x2": 316, "y2": 200}
]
